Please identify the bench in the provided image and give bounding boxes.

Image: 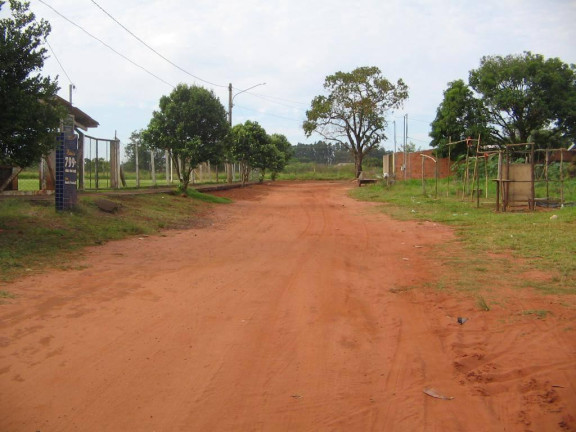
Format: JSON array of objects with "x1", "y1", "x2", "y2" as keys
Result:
[{"x1": 357, "y1": 178, "x2": 379, "y2": 187}]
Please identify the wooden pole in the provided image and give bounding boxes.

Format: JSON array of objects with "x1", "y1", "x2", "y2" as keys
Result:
[
  {"x1": 476, "y1": 135, "x2": 482, "y2": 206},
  {"x1": 447, "y1": 137, "x2": 451, "y2": 197},
  {"x1": 530, "y1": 143, "x2": 535, "y2": 210},
  {"x1": 463, "y1": 142, "x2": 470, "y2": 199},
  {"x1": 150, "y1": 149, "x2": 156, "y2": 186},
  {"x1": 484, "y1": 154, "x2": 489, "y2": 198},
  {"x1": 421, "y1": 156, "x2": 425, "y2": 195},
  {"x1": 560, "y1": 149, "x2": 565, "y2": 204},
  {"x1": 545, "y1": 150, "x2": 550, "y2": 200},
  {"x1": 135, "y1": 137, "x2": 140, "y2": 188}
]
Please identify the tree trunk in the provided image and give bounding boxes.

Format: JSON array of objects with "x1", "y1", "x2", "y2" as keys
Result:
[
  {"x1": 355, "y1": 153, "x2": 364, "y2": 178},
  {"x1": 180, "y1": 167, "x2": 193, "y2": 192},
  {"x1": 240, "y1": 161, "x2": 250, "y2": 186}
]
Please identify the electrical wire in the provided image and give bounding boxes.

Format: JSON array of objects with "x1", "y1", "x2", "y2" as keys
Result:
[
  {"x1": 45, "y1": 38, "x2": 74, "y2": 84},
  {"x1": 36, "y1": 0, "x2": 174, "y2": 88},
  {"x1": 88, "y1": 0, "x2": 313, "y2": 113},
  {"x1": 89, "y1": 0, "x2": 227, "y2": 89},
  {"x1": 241, "y1": 91, "x2": 308, "y2": 107},
  {"x1": 234, "y1": 104, "x2": 303, "y2": 122}
]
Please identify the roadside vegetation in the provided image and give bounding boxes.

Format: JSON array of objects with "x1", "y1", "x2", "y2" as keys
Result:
[
  {"x1": 351, "y1": 178, "x2": 576, "y2": 295},
  {"x1": 0, "y1": 191, "x2": 228, "y2": 283}
]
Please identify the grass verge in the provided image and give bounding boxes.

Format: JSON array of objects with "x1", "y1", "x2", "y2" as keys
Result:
[
  {"x1": 0, "y1": 190, "x2": 227, "y2": 283},
  {"x1": 351, "y1": 179, "x2": 576, "y2": 295}
]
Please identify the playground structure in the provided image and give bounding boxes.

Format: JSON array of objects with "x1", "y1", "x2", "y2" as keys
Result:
[{"x1": 445, "y1": 137, "x2": 573, "y2": 211}]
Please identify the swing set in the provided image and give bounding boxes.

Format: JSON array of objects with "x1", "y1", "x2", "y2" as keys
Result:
[{"x1": 441, "y1": 136, "x2": 571, "y2": 211}]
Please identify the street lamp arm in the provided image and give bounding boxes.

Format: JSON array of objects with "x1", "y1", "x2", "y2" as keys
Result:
[
  {"x1": 231, "y1": 82, "x2": 266, "y2": 104},
  {"x1": 228, "y1": 82, "x2": 266, "y2": 126}
]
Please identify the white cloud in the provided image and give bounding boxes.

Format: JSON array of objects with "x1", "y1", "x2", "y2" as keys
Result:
[{"x1": 26, "y1": 0, "x2": 576, "y2": 150}]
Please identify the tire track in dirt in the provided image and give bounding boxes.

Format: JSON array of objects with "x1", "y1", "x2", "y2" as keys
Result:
[{"x1": 1, "y1": 181, "x2": 575, "y2": 431}]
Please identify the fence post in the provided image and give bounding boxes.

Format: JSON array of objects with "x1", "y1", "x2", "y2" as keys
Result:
[
  {"x1": 150, "y1": 149, "x2": 156, "y2": 186},
  {"x1": 135, "y1": 138, "x2": 140, "y2": 188},
  {"x1": 77, "y1": 131, "x2": 84, "y2": 190},
  {"x1": 110, "y1": 139, "x2": 119, "y2": 189}
]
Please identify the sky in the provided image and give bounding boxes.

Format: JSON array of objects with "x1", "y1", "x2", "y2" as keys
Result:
[{"x1": 17, "y1": 0, "x2": 576, "y2": 156}]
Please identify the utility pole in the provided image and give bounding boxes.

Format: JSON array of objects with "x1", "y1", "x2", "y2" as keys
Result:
[
  {"x1": 69, "y1": 84, "x2": 75, "y2": 105},
  {"x1": 227, "y1": 83, "x2": 233, "y2": 182},
  {"x1": 228, "y1": 83, "x2": 233, "y2": 125},
  {"x1": 406, "y1": 113, "x2": 409, "y2": 179},
  {"x1": 403, "y1": 114, "x2": 407, "y2": 180},
  {"x1": 226, "y1": 82, "x2": 266, "y2": 183}
]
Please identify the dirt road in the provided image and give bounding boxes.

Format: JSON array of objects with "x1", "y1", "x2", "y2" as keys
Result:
[{"x1": 1, "y1": 181, "x2": 575, "y2": 431}]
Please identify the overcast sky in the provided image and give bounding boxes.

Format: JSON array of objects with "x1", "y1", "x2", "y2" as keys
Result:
[{"x1": 24, "y1": 0, "x2": 576, "y2": 153}]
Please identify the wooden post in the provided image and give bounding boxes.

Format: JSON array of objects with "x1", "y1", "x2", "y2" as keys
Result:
[
  {"x1": 165, "y1": 150, "x2": 170, "y2": 185},
  {"x1": 484, "y1": 154, "x2": 489, "y2": 199},
  {"x1": 447, "y1": 137, "x2": 451, "y2": 197},
  {"x1": 421, "y1": 156, "x2": 425, "y2": 195},
  {"x1": 109, "y1": 139, "x2": 119, "y2": 189},
  {"x1": 560, "y1": 149, "x2": 565, "y2": 204},
  {"x1": 150, "y1": 148, "x2": 156, "y2": 186},
  {"x1": 135, "y1": 137, "x2": 140, "y2": 188},
  {"x1": 530, "y1": 143, "x2": 535, "y2": 210},
  {"x1": 435, "y1": 157, "x2": 438, "y2": 199},
  {"x1": 545, "y1": 150, "x2": 550, "y2": 201},
  {"x1": 472, "y1": 137, "x2": 480, "y2": 203},
  {"x1": 463, "y1": 142, "x2": 470, "y2": 199},
  {"x1": 77, "y1": 131, "x2": 84, "y2": 190}
]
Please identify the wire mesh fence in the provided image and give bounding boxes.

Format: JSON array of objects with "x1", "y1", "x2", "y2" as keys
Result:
[{"x1": 5, "y1": 131, "x2": 266, "y2": 193}]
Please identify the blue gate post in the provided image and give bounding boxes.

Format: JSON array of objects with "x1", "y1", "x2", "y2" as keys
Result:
[{"x1": 55, "y1": 132, "x2": 79, "y2": 211}]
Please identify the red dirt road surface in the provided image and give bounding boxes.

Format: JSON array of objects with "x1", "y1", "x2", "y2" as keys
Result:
[{"x1": 1, "y1": 181, "x2": 575, "y2": 431}]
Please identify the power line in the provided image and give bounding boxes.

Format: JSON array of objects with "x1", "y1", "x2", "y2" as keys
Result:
[
  {"x1": 234, "y1": 104, "x2": 302, "y2": 122},
  {"x1": 242, "y1": 91, "x2": 308, "y2": 107},
  {"x1": 407, "y1": 135, "x2": 431, "y2": 143},
  {"x1": 36, "y1": 0, "x2": 174, "y2": 88},
  {"x1": 89, "y1": 0, "x2": 309, "y2": 111},
  {"x1": 238, "y1": 92, "x2": 307, "y2": 111},
  {"x1": 89, "y1": 0, "x2": 227, "y2": 89},
  {"x1": 45, "y1": 38, "x2": 73, "y2": 84}
]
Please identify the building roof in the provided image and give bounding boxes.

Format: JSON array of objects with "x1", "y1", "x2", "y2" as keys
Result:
[{"x1": 55, "y1": 96, "x2": 99, "y2": 130}]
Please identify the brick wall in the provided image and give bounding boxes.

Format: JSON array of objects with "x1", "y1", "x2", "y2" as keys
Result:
[{"x1": 383, "y1": 150, "x2": 452, "y2": 180}]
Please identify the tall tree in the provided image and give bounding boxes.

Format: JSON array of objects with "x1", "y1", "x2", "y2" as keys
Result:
[
  {"x1": 268, "y1": 133, "x2": 292, "y2": 180},
  {"x1": 429, "y1": 79, "x2": 491, "y2": 157},
  {"x1": 229, "y1": 120, "x2": 270, "y2": 185},
  {"x1": 143, "y1": 84, "x2": 229, "y2": 191},
  {"x1": 0, "y1": 0, "x2": 63, "y2": 190},
  {"x1": 303, "y1": 66, "x2": 408, "y2": 177},
  {"x1": 469, "y1": 52, "x2": 575, "y2": 146}
]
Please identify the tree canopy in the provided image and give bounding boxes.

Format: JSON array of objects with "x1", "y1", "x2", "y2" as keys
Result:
[
  {"x1": 303, "y1": 66, "x2": 408, "y2": 177},
  {"x1": 429, "y1": 79, "x2": 491, "y2": 157},
  {"x1": 268, "y1": 133, "x2": 292, "y2": 180},
  {"x1": 0, "y1": 0, "x2": 63, "y2": 183},
  {"x1": 143, "y1": 84, "x2": 229, "y2": 191},
  {"x1": 430, "y1": 52, "x2": 576, "y2": 157},
  {"x1": 228, "y1": 122, "x2": 293, "y2": 184}
]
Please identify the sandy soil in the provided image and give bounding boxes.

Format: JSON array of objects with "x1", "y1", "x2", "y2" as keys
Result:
[{"x1": 1, "y1": 181, "x2": 575, "y2": 431}]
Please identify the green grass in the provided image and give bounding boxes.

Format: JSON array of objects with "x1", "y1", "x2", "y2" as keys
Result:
[
  {"x1": 351, "y1": 178, "x2": 576, "y2": 295},
  {"x1": 184, "y1": 188, "x2": 232, "y2": 203},
  {"x1": 277, "y1": 162, "x2": 380, "y2": 181},
  {"x1": 0, "y1": 191, "x2": 227, "y2": 283}
]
